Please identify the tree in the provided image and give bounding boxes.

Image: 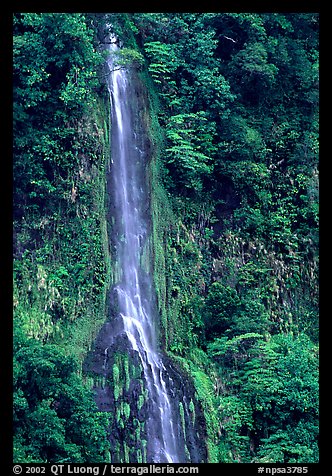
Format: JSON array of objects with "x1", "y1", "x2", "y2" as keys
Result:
[
  {"x1": 242, "y1": 334, "x2": 319, "y2": 462},
  {"x1": 165, "y1": 112, "x2": 215, "y2": 193},
  {"x1": 228, "y1": 42, "x2": 278, "y2": 105},
  {"x1": 13, "y1": 13, "x2": 102, "y2": 219},
  {"x1": 203, "y1": 282, "x2": 241, "y2": 338},
  {"x1": 13, "y1": 335, "x2": 110, "y2": 462}
]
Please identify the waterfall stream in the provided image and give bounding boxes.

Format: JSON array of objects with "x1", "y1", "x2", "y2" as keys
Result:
[
  {"x1": 84, "y1": 35, "x2": 207, "y2": 464},
  {"x1": 106, "y1": 39, "x2": 181, "y2": 463}
]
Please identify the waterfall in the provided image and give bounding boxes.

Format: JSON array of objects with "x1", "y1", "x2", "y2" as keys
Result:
[
  {"x1": 106, "y1": 37, "x2": 181, "y2": 464},
  {"x1": 83, "y1": 33, "x2": 207, "y2": 464}
]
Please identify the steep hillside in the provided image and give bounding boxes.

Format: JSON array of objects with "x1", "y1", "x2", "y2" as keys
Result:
[{"x1": 13, "y1": 12, "x2": 319, "y2": 464}]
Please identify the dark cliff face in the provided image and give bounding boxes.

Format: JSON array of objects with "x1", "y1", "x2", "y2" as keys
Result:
[
  {"x1": 161, "y1": 355, "x2": 208, "y2": 463},
  {"x1": 84, "y1": 323, "x2": 149, "y2": 463},
  {"x1": 84, "y1": 326, "x2": 208, "y2": 463}
]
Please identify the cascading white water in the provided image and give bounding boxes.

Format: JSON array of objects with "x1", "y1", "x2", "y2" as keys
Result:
[{"x1": 106, "y1": 38, "x2": 180, "y2": 463}]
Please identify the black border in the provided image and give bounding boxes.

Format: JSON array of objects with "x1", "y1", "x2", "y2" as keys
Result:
[{"x1": 5, "y1": 2, "x2": 323, "y2": 474}]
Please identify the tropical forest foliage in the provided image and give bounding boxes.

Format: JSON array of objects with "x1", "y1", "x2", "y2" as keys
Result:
[{"x1": 13, "y1": 12, "x2": 319, "y2": 464}]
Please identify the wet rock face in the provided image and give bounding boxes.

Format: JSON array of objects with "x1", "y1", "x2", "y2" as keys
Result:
[
  {"x1": 160, "y1": 357, "x2": 208, "y2": 463},
  {"x1": 84, "y1": 330, "x2": 208, "y2": 463},
  {"x1": 84, "y1": 329, "x2": 149, "y2": 463}
]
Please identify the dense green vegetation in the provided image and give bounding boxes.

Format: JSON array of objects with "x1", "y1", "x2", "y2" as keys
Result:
[
  {"x1": 132, "y1": 12, "x2": 319, "y2": 463},
  {"x1": 13, "y1": 13, "x2": 111, "y2": 462},
  {"x1": 13, "y1": 12, "x2": 319, "y2": 464}
]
